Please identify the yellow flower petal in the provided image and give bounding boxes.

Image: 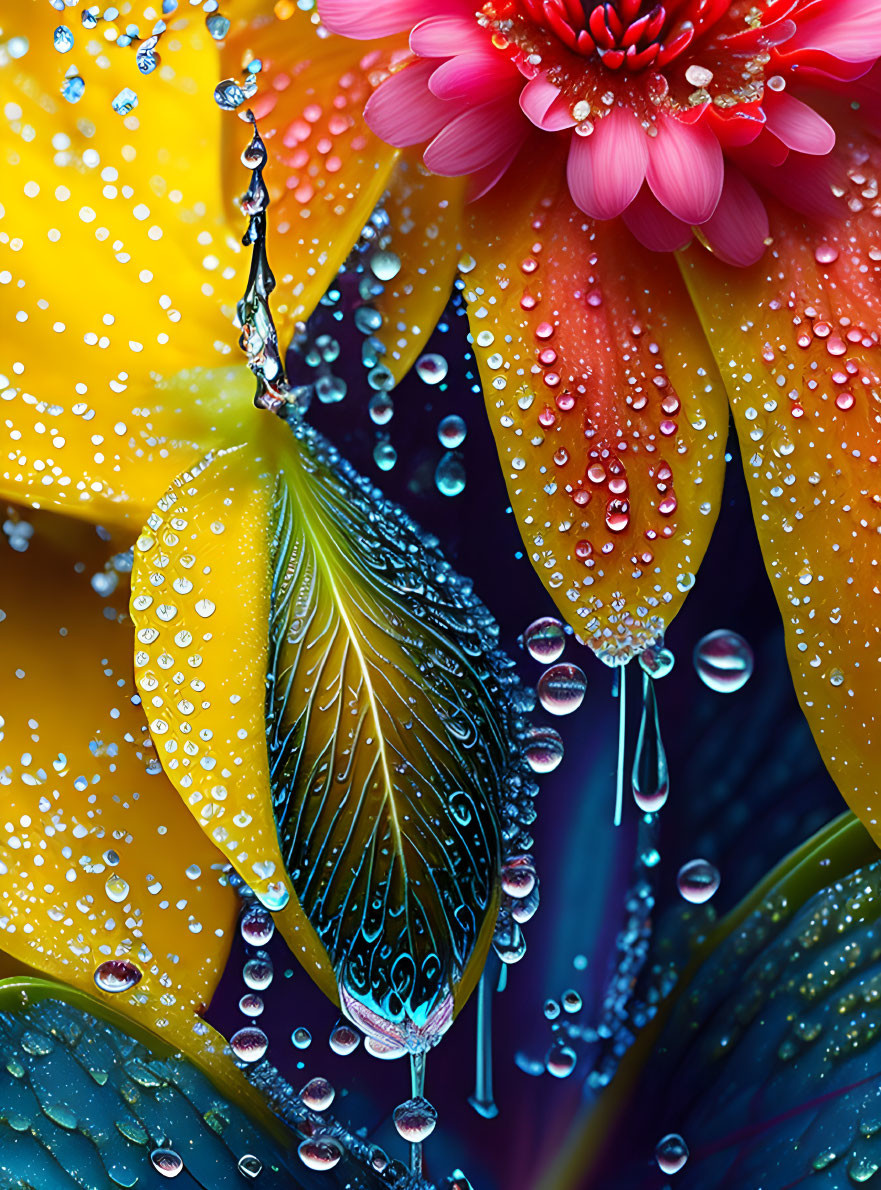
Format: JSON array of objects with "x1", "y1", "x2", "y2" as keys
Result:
[
  {"x1": 0, "y1": 5, "x2": 255, "y2": 526},
  {"x1": 0, "y1": 508, "x2": 239, "y2": 1079},
  {"x1": 225, "y1": 8, "x2": 400, "y2": 337},
  {"x1": 463, "y1": 148, "x2": 729, "y2": 662},
  {"x1": 679, "y1": 138, "x2": 881, "y2": 847}
]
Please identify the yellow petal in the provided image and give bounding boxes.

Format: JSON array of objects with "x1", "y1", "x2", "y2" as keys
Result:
[
  {"x1": 373, "y1": 156, "x2": 464, "y2": 384},
  {"x1": 225, "y1": 8, "x2": 400, "y2": 337},
  {"x1": 0, "y1": 507, "x2": 239, "y2": 1082},
  {"x1": 463, "y1": 148, "x2": 729, "y2": 662},
  {"x1": 679, "y1": 136, "x2": 881, "y2": 848},
  {"x1": 0, "y1": 5, "x2": 256, "y2": 526}
]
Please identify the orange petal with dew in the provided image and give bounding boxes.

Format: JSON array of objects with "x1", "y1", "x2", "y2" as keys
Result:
[
  {"x1": 0, "y1": 5, "x2": 258, "y2": 527},
  {"x1": 679, "y1": 133, "x2": 881, "y2": 847},
  {"x1": 462, "y1": 148, "x2": 729, "y2": 663},
  {"x1": 224, "y1": 8, "x2": 401, "y2": 337},
  {"x1": 0, "y1": 508, "x2": 241, "y2": 1091}
]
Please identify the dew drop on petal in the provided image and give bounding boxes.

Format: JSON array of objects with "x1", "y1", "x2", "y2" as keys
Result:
[
  {"x1": 522, "y1": 616, "x2": 565, "y2": 664},
  {"x1": 214, "y1": 78, "x2": 245, "y2": 109},
  {"x1": 537, "y1": 663, "x2": 586, "y2": 716},
  {"x1": 364, "y1": 1036, "x2": 408, "y2": 1060},
  {"x1": 298, "y1": 1137, "x2": 343, "y2": 1170},
  {"x1": 300, "y1": 1077, "x2": 335, "y2": 1112},
  {"x1": 656, "y1": 1133, "x2": 689, "y2": 1174},
  {"x1": 393, "y1": 1097, "x2": 438, "y2": 1143},
  {"x1": 230, "y1": 1026, "x2": 268, "y2": 1063},
  {"x1": 677, "y1": 859, "x2": 721, "y2": 904},
  {"x1": 150, "y1": 1148, "x2": 184, "y2": 1178},
  {"x1": 94, "y1": 959, "x2": 142, "y2": 993},
  {"x1": 61, "y1": 75, "x2": 85, "y2": 103},
  {"x1": 104, "y1": 874, "x2": 130, "y2": 903},
  {"x1": 500, "y1": 855, "x2": 536, "y2": 899},
  {"x1": 206, "y1": 13, "x2": 231, "y2": 38},
  {"x1": 693, "y1": 630, "x2": 754, "y2": 693},
  {"x1": 53, "y1": 25, "x2": 74, "y2": 52}
]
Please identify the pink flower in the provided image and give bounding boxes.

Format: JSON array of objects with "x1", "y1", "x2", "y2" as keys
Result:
[{"x1": 320, "y1": 0, "x2": 881, "y2": 264}]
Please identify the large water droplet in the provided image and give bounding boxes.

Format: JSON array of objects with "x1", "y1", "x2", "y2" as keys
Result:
[
  {"x1": 522, "y1": 616, "x2": 565, "y2": 664},
  {"x1": 370, "y1": 250, "x2": 402, "y2": 281},
  {"x1": 214, "y1": 78, "x2": 245, "y2": 110},
  {"x1": 492, "y1": 917, "x2": 526, "y2": 964},
  {"x1": 240, "y1": 906, "x2": 274, "y2": 946},
  {"x1": 329, "y1": 1024, "x2": 360, "y2": 1055},
  {"x1": 94, "y1": 959, "x2": 142, "y2": 993},
  {"x1": 655, "y1": 1133, "x2": 689, "y2": 1174},
  {"x1": 524, "y1": 726, "x2": 564, "y2": 773},
  {"x1": 104, "y1": 874, "x2": 130, "y2": 903},
  {"x1": 298, "y1": 1137, "x2": 343, "y2": 1170},
  {"x1": 300, "y1": 1077, "x2": 335, "y2": 1112},
  {"x1": 243, "y1": 957, "x2": 273, "y2": 991},
  {"x1": 437, "y1": 414, "x2": 466, "y2": 447},
  {"x1": 150, "y1": 1148, "x2": 184, "y2": 1178},
  {"x1": 237, "y1": 1154, "x2": 263, "y2": 1179},
  {"x1": 677, "y1": 858, "x2": 720, "y2": 904},
  {"x1": 536, "y1": 663, "x2": 586, "y2": 716},
  {"x1": 238, "y1": 993, "x2": 264, "y2": 1017},
  {"x1": 639, "y1": 644, "x2": 674, "y2": 679},
  {"x1": 435, "y1": 452, "x2": 466, "y2": 497},
  {"x1": 61, "y1": 75, "x2": 85, "y2": 103},
  {"x1": 417, "y1": 354, "x2": 449, "y2": 385},
  {"x1": 632, "y1": 674, "x2": 669, "y2": 813},
  {"x1": 230, "y1": 1026, "x2": 268, "y2": 1063},
  {"x1": 206, "y1": 13, "x2": 231, "y2": 38},
  {"x1": 546, "y1": 1043, "x2": 577, "y2": 1078},
  {"x1": 393, "y1": 1097, "x2": 438, "y2": 1143},
  {"x1": 693, "y1": 630, "x2": 754, "y2": 693},
  {"x1": 255, "y1": 880, "x2": 290, "y2": 911},
  {"x1": 500, "y1": 855, "x2": 536, "y2": 899},
  {"x1": 53, "y1": 25, "x2": 74, "y2": 52}
]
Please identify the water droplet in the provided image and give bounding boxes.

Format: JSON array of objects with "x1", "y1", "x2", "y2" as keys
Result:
[
  {"x1": 329, "y1": 1024, "x2": 360, "y2": 1055},
  {"x1": 369, "y1": 392, "x2": 394, "y2": 426},
  {"x1": 492, "y1": 917, "x2": 526, "y2": 964},
  {"x1": 237, "y1": 1154, "x2": 263, "y2": 1179},
  {"x1": 639, "y1": 645, "x2": 675, "y2": 679},
  {"x1": 536, "y1": 663, "x2": 586, "y2": 716},
  {"x1": 291, "y1": 1027, "x2": 312, "y2": 1049},
  {"x1": 240, "y1": 907, "x2": 274, "y2": 946},
  {"x1": 61, "y1": 75, "x2": 85, "y2": 103},
  {"x1": 655, "y1": 1133, "x2": 689, "y2": 1174},
  {"x1": 238, "y1": 993, "x2": 264, "y2": 1017},
  {"x1": 416, "y1": 354, "x2": 449, "y2": 385},
  {"x1": 632, "y1": 674, "x2": 668, "y2": 813},
  {"x1": 94, "y1": 959, "x2": 142, "y2": 993},
  {"x1": 150, "y1": 1148, "x2": 184, "y2": 1178},
  {"x1": 435, "y1": 452, "x2": 466, "y2": 497},
  {"x1": 214, "y1": 78, "x2": 245, "y2": 110},
  {"x1": 543, "y1": 998, "x2": 560, "y2": 1020},
  {"x1": 243, "y1": 957, "x2": 273, "y2": 991},
  {"x1": 437, "y1": 414, "x2": 466, "y2": 448},
  {"x1": 370, "y1": 250, "x2": 401, "y2": 281},
  {"x1": 104, "y1": 874, "x2": 130, "y2": 903},
  {"x1": 206, "y1": 13, "x2": 231, "y2": 38},
  {"x1": 677, "y1": 859, "x2": 720, "y2": 904},
  {"x1": 298, "y1": 1137, "x2": 343, "y2": 1170},
  {"x1": 255, "y1": 880, "x2": 290, "y2": 911},
  {"x1": 546, "y1": 1043, "x2": 577, "y2": 1078},
  {"x1": 300, "y1": 1077, "x2": 335, "y2": 1111},
  {"x1": 111, "y1": 87, "x2": 138, "y2": 115},
  {"x1": 393, "y1": 1097, "x2": 438, "y2": 1143},
  {"x1": 501, "y1": 855, "x2": 536, "y2": 899},
  {"x1": 374, "y1": 441, "x2": 397, "y2": 472},
  {"x1": 524, "y1": 726, "x2": 564, "y2": 773},
  {"x1": 561, "y1": 989, "x2": 582, "y2": 1013},
  {"x1": 693, "y1": 630, "x2": 754, "y2": 693},
  {"x1": 522, "y1": 616, "x2": 565, "y2": 664},
  {"x1": 53, "y1": 25, "x2": 74, "y2": 52},
  {"x1": 230, "y1": 1026, "x2": 268, "y2": 1063},
  {"x1": 365, "y1": 1036, "x2": 408, "y2": 1060}
]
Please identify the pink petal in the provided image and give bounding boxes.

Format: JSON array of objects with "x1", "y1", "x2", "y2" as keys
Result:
[
  {"x1": 519, "y1": 73, "x2": 576, "y2": 131},
  {"x1": 365, "y1": 61, "x2": 461, "y2": 147},
  {"x1": 429, "y1": 51, "x2": 513, "y2": 102},
  {"x1": 701, "y1": 167, "x2": 769, "y2": 266},
  {"x1": 763, "y1": 91, "x2": 836, "y2": 155},
  {"x1": 789, "y1": 0, "x2": 881, "y2": 61},
  {"x1": 566, "y1": 108, "x2": 648, "y2": 220},
  {"x1": 319, "y1": 0, "x2": 448, "y2": 38},
  {"x1": 621, "y1": 186, "x2": 692, "y2": 252},
  {"x1": 646, "y1": 115, "x2": 724, "y2": 224},
  {"x1": 410, "y1": 14, "x2": 486, "y2": 56},
  {"x1": 467, "y1": 138, "x2": 526, "y2": 200},
  {"x1": 424, "y1": 96, "x2": 526, "y2": 175}
]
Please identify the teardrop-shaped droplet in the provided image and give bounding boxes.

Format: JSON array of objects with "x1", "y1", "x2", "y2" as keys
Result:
[
  {"x1": 655, "y1": 1133, "x2": 689, "y2": 1174},
  {"x1": 492, "y1": 917, "x2": 526, "y2": 964},
  {"x1": 214, "y1": 78, "x2": 245, "y2": 110},
  {"x1": 237, "y1": 1154, "x2": 263, "y2": 1179},
  {"x1": 53, "y1": 25, "x2": 74, "y2": 52},
  {"x1": 300, "y1": 1077, "x2": 335, "y2": 1112},
  {"x1": 693, "y1": 629, "x2": 753, "y2": 693},
  {"x1": 677, "y1": 858, "x2": 720, "y2": 904},
  {"x1": 632, "y1": 673, "x2": 668, "y2": 813},
  {"x1": 435, "y1": 451, "x2": 466, "y2": 497},
  {"x1": 94, "y1": 959, "x2": 142, "y2": 993},
  {"x1": 522, "y1": 616, "x2": 565, "y2": 663},
  {"x1": 150, "y1": 1148, "x2": 184, "y2": 1178},
  {"x1": 206, "y1": 13, "x2": 231, "y2": 39},
  {"x1": 500, "y1": 855, "x2": 536, "y2": 899},
  {"x1": 298, "y1": 1137, "x2": 343, "y2": 1170},
  {"x1": 393, "y1": 1096, "x2": 438, "y2": 1143}
]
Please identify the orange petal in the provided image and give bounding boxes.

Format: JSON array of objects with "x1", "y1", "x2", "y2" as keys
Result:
[
  {"x1": 373, "y1": 155, "x2": 465, "y2": 384},
  {"x1": 0, "y1": 6, "x2": 260, "y2": 526},
  {"x1": 0, "y1": 508, "x2": 239, "y2": 1083},
  {"x1": 225, "y1": 9, "x2": 401, "y2": 337},
  {"x1": 462, "y1": 149, "x2": 730, "y2": 662},
  {"x1": 679, "y1": 134, "x2": 881, "y2": 848}
]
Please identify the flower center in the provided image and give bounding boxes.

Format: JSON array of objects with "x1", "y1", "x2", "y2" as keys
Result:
[{"x1": 511, "y1": 0, "x2": 730, "y2": 71}]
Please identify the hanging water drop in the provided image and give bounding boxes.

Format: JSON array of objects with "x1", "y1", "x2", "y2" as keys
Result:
[
  {"x1": 536, "y1": 663, "x2": 586, "y2": 715},
  {"x1": 369, "y1": 392, "x2": 394, "y2": 426},
  {"x1": 693, "y1": 630, "x2": 754, "y2": 693},
  {"x1": 655, "y1": 1133, "x2": 689, "y2": 1174},
  {"x1": 639, "y1": 643, "x2": 674, "y2": 679},
  {"x1": 240, "y1": 906, "x2": 274, "y2": 946},
  {"x1": 677, "y1": 858, "x2": 720, "y2": 904},
  {"x1": 435, "y1": 452, "x2": 466, "y2": 497},
  {"x1": 492, "y1": 916, "x2": 526, "y2": 964},
  {"x1": 417, "y1": 353, "x2": 449, "y2": 385},
  {"x1": 94, "y1": 959, "x2": 142, "y2": 993},
  {"x1": 374, "y1": 440, "x2": 397, "y2": 472},
  {"x1": 437, "y1": 414, "x2": 466, "y2": 447},
  {"x1": 500, "y1": 855, "x2": 536, "y2": 899},
  {"x1": 298, "y1": 1137, "x2": 343, "y2": 1171},
  {"x1": 329, "y1": 1024, "x2": 360, "y2": 1055},
  {"x1": 230, "y1": 1026, "x2": 268, "y2": 1063},
  {"x1": 243, "y1": 957, "x2": 273, "y2": 990},
  {"x1": 524, "y1": 726, "x2": 564, "y2": 773},
  {"x1": 394, "y1": 1097, "x2": 438, "y2": 1143},
  {"x1": 238, "y1": 993, "x2": 264, "y2": 1017},
  {"x1": 632, "y1": 673, "x2": 669, "y2": 813},
  {"x1": 522, "y1": 616, "x2": 565, "y2": 664}
]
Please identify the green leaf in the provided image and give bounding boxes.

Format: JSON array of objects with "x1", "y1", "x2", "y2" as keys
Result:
[{"x1": 130, "y1": 416, "x2": 530, "y2": 1048}]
